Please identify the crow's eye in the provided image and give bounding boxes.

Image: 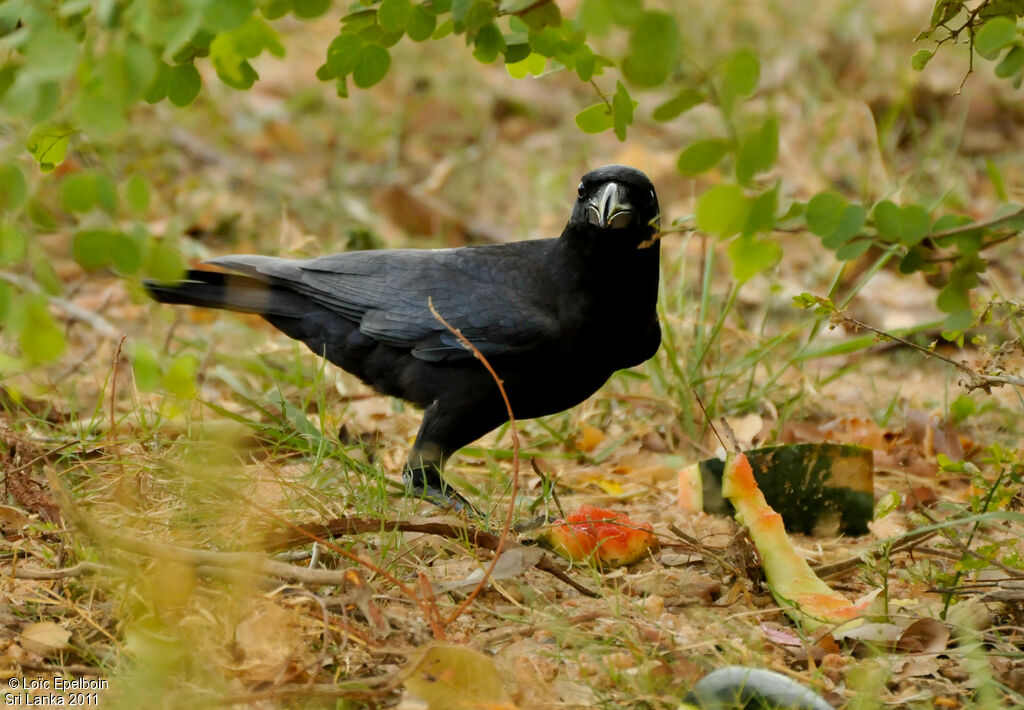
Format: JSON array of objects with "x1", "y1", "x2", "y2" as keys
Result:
[
  {"x1": 650, "y1": 189, "x2": 655, "y2": 202},
  {"x1": 577, "y1": 182, "x2": 586, "y2": 198}
]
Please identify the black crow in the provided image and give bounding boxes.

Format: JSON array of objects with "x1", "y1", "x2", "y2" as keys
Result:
[{"x1": 145, "y1": 165, "x2": 662, "y2": 513}]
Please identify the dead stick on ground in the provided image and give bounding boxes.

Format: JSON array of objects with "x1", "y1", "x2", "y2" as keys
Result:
[
  {"x1": 264, "y1": 515, "x2": 600, "y2": 598},
  {"x1": 428, "y1": 297, "x2": 521, "y2": 626},
  {"x1": 10, "y1": 561, "x2": 113, "y2": 580},
  {"x1": 43, "y1": 468, "x2": 380, "y2": 590},
  {"x1": 231, "y1": 496, "x2": 446, "y2": 638}
]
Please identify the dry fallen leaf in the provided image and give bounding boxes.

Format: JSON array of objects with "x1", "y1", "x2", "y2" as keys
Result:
[
  {"x1": 402, "y1": 643, "x2": 516, "y2": 710},
  {"x1": 19, "y1": 621, "x2": 71, "y2": 657},
  {"x1": 227, "y1": 602, "x2": 302, "y2": 683}
]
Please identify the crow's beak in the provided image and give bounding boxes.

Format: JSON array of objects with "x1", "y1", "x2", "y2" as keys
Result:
[{"x1": 586, "y1": 182, "x2": 633, "y2": 229}]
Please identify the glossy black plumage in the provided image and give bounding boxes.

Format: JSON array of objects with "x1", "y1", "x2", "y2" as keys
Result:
[{"x1": 145, "y1": 165, "x2": 662, "y2": 513}]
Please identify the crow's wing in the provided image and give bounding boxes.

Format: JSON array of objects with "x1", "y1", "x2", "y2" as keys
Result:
[{"x1": 207, "y1": 247, "x2": 561, "y2": 362}]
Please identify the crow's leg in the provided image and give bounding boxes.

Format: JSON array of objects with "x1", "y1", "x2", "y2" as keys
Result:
[{"x1": 402, "y1": 399, "x2": 504, "y2": 516}]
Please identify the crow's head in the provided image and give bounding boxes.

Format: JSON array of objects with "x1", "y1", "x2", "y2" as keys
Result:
[{"x1": 568, "y1": 165, "x2": 660, "y2": 248}]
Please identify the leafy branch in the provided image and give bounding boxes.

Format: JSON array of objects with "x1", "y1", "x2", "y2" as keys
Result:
[{"x1": 796, "y1": 293, "x2": 1024, "y2": 393}]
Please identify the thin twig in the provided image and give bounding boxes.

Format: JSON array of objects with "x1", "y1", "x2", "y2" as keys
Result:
[
  {"x1": 4, "y1": 440, "x2": 78, "y2": 478},
  {"x1": 264, "y1": 514, "x2": 600, "y2": 598},
  {"x1": 822, "y1": 301, "x2": 1024, "y2": 393},
  {"x1": 9, "y1": 561, "x2": 112, "y2": 580},
  {"x1": 427, "y1": 297, "x2": 521, "y2": 627},
  {"x1": 109, "y1": 334, "x2": 126, "y2": 437}
]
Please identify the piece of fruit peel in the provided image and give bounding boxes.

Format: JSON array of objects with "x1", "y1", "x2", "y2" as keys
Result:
[
  {"x1": 676, "y1": 462, "x2": 703, "y2": 512},
  {"x1": 538, "y1": 504, "x2": 656, "y2": 568},
  {"x1": 723, "y1": 453, "x2": 864, "y2": 631}
]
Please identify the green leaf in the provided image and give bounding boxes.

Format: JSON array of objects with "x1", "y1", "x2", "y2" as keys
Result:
[
  {"x1": 327, "y1": 34, "x2": 366, "y2": 76},
  {"x1": 263, "y1": 0, "x2": 293, "y2": 20},
  {"x1": 873, "y1": 200, "x2": 901, "y2": 240},
  {"x1": 163, "y1": 353, "x2": 200, "y2": 399},
  {"x1": 473, "y1": 23, "x2": 506, "y2": 64},
  {"x1": 835, "y1": 238, "x2": 872, "y2": 260},
  {"x1": 949, "y1": 394, "x2": 976, "y2": 423},
  {"x1": 519, "y1": 2, "x2": 561, "y2": 31},
  {"x1": 460, "y1": 0, "x2": 495, "y2": 32},
  {"x1": 34, "y1": 257, "x2": 62, "y2": 296},
  {"x1": 95, "y1": 174, "x2": 117, "y2": 213},
  {"x1": 124, "y1": 175, "x2": 152, "y2": 214},
  {"x1": 696, "y1": 183, "x2": 749, "y2": 237},
  {"x1": 168, "y1": 63, "x2": 202, "y2": 106},
  {"x1": 899, "y1": 246, "x2": 927, "y2": 274},
  {"x1": 621, "y1": 11, "x2": 679, "y2": 87},
  {"x1": 937, "y1": 278, "x2": 971, "y2": 313},
  {"x1": 574, "y1": 44, "x2": 596, "y2": 81},
  {"x1": 132, "y1": 342, "x2": 162, "y2": 392},
  {"x1": 504, "y1": 43, "x2": 531, "y2": 64},
  {"x1": 76, "y1": 94, "x2": 128, "y2": 137},
  {"x1": 0, "y1": 163, "x2": 27, "y2": 211},
  {"x1": 145, "y1": 241, "x2": 186, "y2": 282},
  {"x1": 528, "y1": 27, "x2": 561, "y2": 57},
  {"x1": 611, "y1": 81, "x2": 634, "y2": 141},
  {"x1": 822, "y1": 204, "x2": 866, "y2": 248},
  {"x1": 735, "y1": 116, "x2": 778, "y2": 183},
  {"x1": 406, "y1": 4, "x2": 437, "y2": 41},
  {"x1": 996, "y1": 45, "x2": 1024, "y2": 77},
  {"x1": 942, "y1": 308, "x2": 974, "y2": 332},
  {"x1": 19, "y1": 298, "x2": 65, "y2": 363},
  {"x1": 899, "y1": 204, "x2": 931, "y2": 245},
  {"x1": 728, "y1": 235, "x2": 782, "y2": 282},
  {"x1": 805, "y1": 191, "x2": 848, "y2": 237},
  {"x1": 744, "y1": 186, "x2": 778, "y2": 235},
  {"x1": 26, "y1": 125, "x2": 71, "y2": 172},
  {"x1": 145, "y1": 62, "x2": 171, "y2": 104},
  {"x1": 975, "y1": 16, "x2": 1018, "y2": 58},
  {"x1": 507, "y1": 52, "x2": 546, "y2": 78},
  {"x1": 652, "y1": 89, "x2": 703, "y2": 121},
  {"x1": 0, "y1": 224, "x2": 26, "y2": 265},
  {"x1": 379, "y1": 0, "x2": 411, "y2": 33},
  {"x1": 579, "y1": 0, "x2": 612, "y2": 35},
  {"x1": 60, "y1": 173, "x2": 98, "y2": 213},
  {"x1": 293, "y1": 0, "x2": 330, "y2": 18},
  {"x1": 452, "y1": 0, "x2": 473, "y2": 22},
  {"x1": 110, "y1": 232, "x2": 142, "y2": 274},
  {"x1": 432, "y1": 17, "x2": 455, "y2": 40},
  {"x1": 724, "y1": 47, "x2": 760, "y2": 97},
  {"x1": 73, "y1": 230, "x2": 116, "y2": 270},
  {"x1": 203, "y1": 0, "x2": 253, "y2": 32},
  {"x1": 677, "y1": 139, "x2": 728, "y2": 175},
  {"x1": 910, "y1": 49, "x2": 933, "y2": 71},
  {"x1": 23, "y1": 29, "x2": 80, "y2": 81},
  {"x1": 342, "y1": 8, "x2": 380, "y2": 31},
  {"x1": 210, "y1": 38, "x2": 259, "y2": 89},
  {"x1": 575, "y1": 103, "x2": 613, "y2": 133},
  {"x1": 986, "y1": 158, "x2": 1009, "y2": 201},
  {"x1": 352, "y1": 44, "x2": 391, "y2": 88},
  {"x1": 499, "y1": 0, "x2": 539, "y2": 11},
  {"x1": 608, "y1": 0, "x2": 643, "y2": 27}
]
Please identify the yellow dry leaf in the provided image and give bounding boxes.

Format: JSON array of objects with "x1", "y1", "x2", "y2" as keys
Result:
[
  {"x1": 403, "y1": 644, "x2": 517, "y2": 710},
  {"x1": 19, "y1": 621, "x2": 71, "y2": 657},
  {"x1": 228, "y1": 602, "x2": 301, "y2": 682}
]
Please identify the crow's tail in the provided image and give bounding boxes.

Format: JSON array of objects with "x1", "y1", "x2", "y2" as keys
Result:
[{"x1": 144, "y1": 270, "x2": 312, "y2": 318}]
